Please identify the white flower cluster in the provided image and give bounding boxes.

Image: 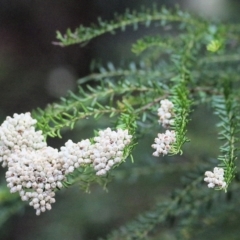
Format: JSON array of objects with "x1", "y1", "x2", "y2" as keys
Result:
[
  {"x1": 152, "y1": 99, "x2": 176, "y2": 157},
  {"x1": 6, "y1": 147, "x2": 62, "y2": 215},
  {"x1": 59, "y1": 139, "x2": 92, "y2": 175},
  {"x1": 204, "y1": 167, "x2": 227, "y2": 189},
  {"x1": 0, "y1": 113, "x2": 46, "y2": 167},
  {"x1": 0, "y1": 113, "x2": 132, "y2": 215},
  {"x1": 59, "y1": 128, "x2": 132, "y2": 176},
  {"x1": 92, "y1": 128, "x2": 132, "y2": 176},
  {"x1": 152, "y1": 130, "x2": 176, "y2": 157},
  {"x1": 158, "y1": 99, "x2": 174, "y2": 128}
]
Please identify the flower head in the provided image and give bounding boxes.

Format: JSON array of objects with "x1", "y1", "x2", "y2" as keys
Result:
[
  {"x1": 158, "y1": 99, "x2": 174, "y2": 128},
  {"x1": 152, "y1": 130, "x2": 176, "y2": 157},
  {"x1": 0, "y1": 113, "x2": 46, "y2": 167},
  {"x1": 204, "y1": 167, "x2": 226, "y2": 189},
  {"x1": 92, "y1": 128, "x2": 132, "y2": 175}
]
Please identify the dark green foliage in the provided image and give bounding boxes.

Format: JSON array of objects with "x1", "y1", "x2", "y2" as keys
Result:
[
  {"x1": 54, "y1": 6, "x2": 206, "y2": 47},
  {"x1": 212, "y1": 81, "x2": 240, "y2": 189},
  {"x1": 2, "y1": 4, "x2": 240, "y2": 240}
]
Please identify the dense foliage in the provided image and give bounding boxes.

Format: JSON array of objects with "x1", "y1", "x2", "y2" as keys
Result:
[{"x1": 1, "y1": 5, "x2": 240, "y2": 240}]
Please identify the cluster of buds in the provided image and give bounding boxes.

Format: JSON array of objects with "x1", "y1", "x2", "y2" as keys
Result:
[
  {"x1": 0, "y1": 113, "x2": 59, "y2": 215},
  {"x1": 59, "y1": 139, "x2": 92, "y2": 175},
  {"x1": 152, "y1": 99, "x2": 176, "y2": 157},
  {"x1": 6, "y1": 147, "x2": 62, "y2": 215},
  {"x1": 92, "y1": 128, "x2": 132, "y2": 175},
  {"x1": 158, "y1": 99, "x2": 174, "y2": 128},
  {"x1": 59, "y1": 128, "x2": 132, "y2": 176},
  {"x1": 152, "y1": 130, "x2": 176, "y2": 157},
  {"x1": 0, "y1": 113, "x2": 46, "y2": 167},
  {"x1": 0, "y1": 113, "x2": 132, "y2": 215},
  {"x1": 204, "y1": 167, "x2": 227, "y2": 189}
]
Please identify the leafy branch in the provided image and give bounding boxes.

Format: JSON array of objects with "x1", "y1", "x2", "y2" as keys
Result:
[
  {"x1": 131, "y1": 35, "x2": 177, "y2": 55},
  {"x1": 54, "y1": 6, "x2": 205, "y2": 47},
  {"x1": 170, "y1": 81, "x2": 192, "y2": 155},
  {"x1": 78, "y1": 62, "x2": 174, "y2": 85},
  {"x1": 33, "y1": 80, "x2": 165, "y2": 138},
  {"x1": 212, "y1": 81, "x2": 240, "y2": 189},
  {"x1": 101, "y1": 174, "x2": 216, "y2": 240}
]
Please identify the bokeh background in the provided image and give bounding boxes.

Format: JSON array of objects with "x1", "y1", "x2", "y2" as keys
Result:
[{"x1": 0, "y1": 1, "x2": 240, "y2": 239}]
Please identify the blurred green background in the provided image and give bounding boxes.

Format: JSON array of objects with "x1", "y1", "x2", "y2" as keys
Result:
[{"x1": 1, "y1": 1, "x2": 240, "y2": 239}]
